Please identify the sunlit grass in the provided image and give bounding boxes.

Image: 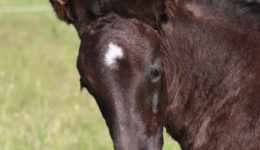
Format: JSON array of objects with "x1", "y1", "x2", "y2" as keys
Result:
[
  {"x1": 0, "y1": 0, "x2": 48, "y2": 6},
  {"x1": 0, "y1": 2, "x2": 181, "y2": 150}
]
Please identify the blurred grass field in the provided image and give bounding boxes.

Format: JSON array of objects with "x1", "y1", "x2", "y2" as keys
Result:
[{"x1": 0, "y1": 1, "x2": 181, "y2": 150}]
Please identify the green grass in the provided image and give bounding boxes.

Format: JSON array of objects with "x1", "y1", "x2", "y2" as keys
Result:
[
  {"x1": 0, "y1": 0, "x2": 48, "y2": 6},
  {"x1": 0, "y1": 2, "x2": 181, "y2": 150}
]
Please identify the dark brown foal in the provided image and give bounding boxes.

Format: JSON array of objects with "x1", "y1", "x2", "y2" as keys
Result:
[
  {"x1": 50, "y1": 0, "x2": 260, "y2": 149},
  {"x1": 76, "y1": 16, "x2": 166, "y2": 150}
]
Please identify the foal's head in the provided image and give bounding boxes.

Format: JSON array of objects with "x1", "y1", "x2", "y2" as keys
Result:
[{"x1": 77, "y1": 16, "x2": 166, "y2": 150}]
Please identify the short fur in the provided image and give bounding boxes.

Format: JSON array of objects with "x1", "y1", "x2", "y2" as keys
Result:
[{"x1": 50, "y1": 0, "x2": 260, "y2": 149}]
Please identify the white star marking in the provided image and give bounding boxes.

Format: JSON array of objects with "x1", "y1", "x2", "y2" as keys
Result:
[{"x1": 104, "y1": 42, "x2": 124, "y2": 68}]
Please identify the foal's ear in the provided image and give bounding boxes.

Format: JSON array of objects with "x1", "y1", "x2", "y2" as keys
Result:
[
  {"x1": 150, "y1": 57, "x2": 164, "y2": 83},
  {"x1": 49, "y1": 0, "x2": 74, "y2": 24}
]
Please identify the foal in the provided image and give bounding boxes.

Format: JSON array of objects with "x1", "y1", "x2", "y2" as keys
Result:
[
  {"x1": 50, "y1": 0, "x2": 260, "y2": 149},
  {"x1": 76, "y1": 16, "x2": 166, "y2": 150}
]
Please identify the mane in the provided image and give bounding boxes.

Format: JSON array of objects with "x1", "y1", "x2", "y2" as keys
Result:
[{"x1": 183, "y1": 0, "x2": 260, "y2": 31}]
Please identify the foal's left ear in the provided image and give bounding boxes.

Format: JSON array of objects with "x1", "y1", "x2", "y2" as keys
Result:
[
  {"x1": 150, "y1": 57, "x2": 164, "y2": 83},
  {"x1": 49, "y1": 0, "x2": 74, "y2": 24}
]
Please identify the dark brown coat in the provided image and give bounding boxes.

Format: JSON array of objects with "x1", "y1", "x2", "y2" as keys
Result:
[{"x1": 50, "y1": 0, "x2": 260, "y2": 149}]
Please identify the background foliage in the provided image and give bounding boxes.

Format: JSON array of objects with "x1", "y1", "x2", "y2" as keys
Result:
[{"x1": 0, "y1": 0, "x2": 181, "y2": 150}]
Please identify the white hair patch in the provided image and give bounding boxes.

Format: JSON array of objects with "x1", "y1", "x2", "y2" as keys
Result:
[{"x1": 104, "y1": 42, "x2": 124, "y2": 68}]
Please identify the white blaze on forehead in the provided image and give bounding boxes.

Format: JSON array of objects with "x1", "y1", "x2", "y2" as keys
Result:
[{"x1": 104, "y1": 42, "x2": 124, "y2": 68}]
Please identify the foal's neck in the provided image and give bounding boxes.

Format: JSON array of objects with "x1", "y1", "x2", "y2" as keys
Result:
[{"x1": 161, "y1": 5, "x2": 259, "y2": 149}]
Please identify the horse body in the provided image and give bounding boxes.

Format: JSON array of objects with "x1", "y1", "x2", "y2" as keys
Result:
[
  {"x1": 50, "y1": 0, "x2": 260, "y2": 149},
  {"x1": 160, "y1": 2, "x2": 260, "y2": 149}
]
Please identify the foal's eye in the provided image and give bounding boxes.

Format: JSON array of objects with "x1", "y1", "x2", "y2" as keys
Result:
[
  {"x1": 153, "y1": 69, "x2": 161, "y2": 77},
  {"x1": 150, "y1": 57, "x2": 163, "y2": 83},
  {"x1": 151, "y1": 68, "x2": 162, "y2": 83},
  {"x1": 79, "y1": 77, "x2": 98, "y2": 99}
]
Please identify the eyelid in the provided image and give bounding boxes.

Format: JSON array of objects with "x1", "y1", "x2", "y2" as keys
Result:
[{"x1": 79, "y1": 77, "x2": 97, "y2": 98}]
